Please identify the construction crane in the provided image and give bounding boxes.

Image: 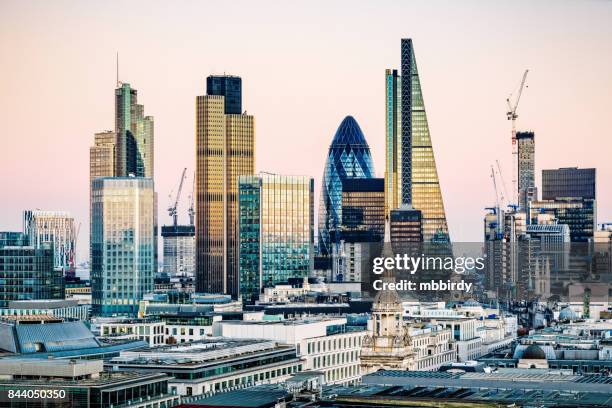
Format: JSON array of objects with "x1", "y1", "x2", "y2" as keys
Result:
[
  {"x1": 188, "y1": 172, "x2": 195, "y2": 226},
  {"x1": 490, "y1": 165, "x2": 500, "y2": 210},
  {"x1": 168, "y1": 168, "x2": 187, "y2": 227},
  {"x1": 495, "y1": 159, "x2": 509, "y2": 209},
  {"x1": 506, "y1": 69, "x2": 529, "y2": 206}
]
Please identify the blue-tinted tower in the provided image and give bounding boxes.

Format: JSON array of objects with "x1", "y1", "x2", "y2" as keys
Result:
[
  {"x1": 318, "y1": 116, "x2": 375, "y2": 256},
  {"x1": 206, "y1": 75, "x2": 242, "y2": 115}
]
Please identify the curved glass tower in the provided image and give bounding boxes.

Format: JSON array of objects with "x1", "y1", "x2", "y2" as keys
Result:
[{"x1": 318, "y1": 116, "x2": 375, "y2": 255}]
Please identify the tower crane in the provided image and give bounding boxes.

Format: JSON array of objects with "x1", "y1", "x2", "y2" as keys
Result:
[
  {"x1": 495, "y1": 159, "x2": 509, "y2": 209},
  {"x1": 506, "y1": 69, "x2": 529, "y2": 206},
  {"x1": 168, "y1": 168, "x2": 187, "y2": 227},
  {"x1": 188, "y1": 172, "x2": 195, "y2": 226}
]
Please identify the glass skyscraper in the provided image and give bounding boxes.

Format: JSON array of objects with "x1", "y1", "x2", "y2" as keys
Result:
[
  {"x1": 114, "y1": 83, "x2": 154, "y2": 178},
  {"x1": 196, "y1": 75, "x2": 255, "y2": 297},
  {"x1": 91, "y1": 177, "x2": 155, "y2": 316},
  {"x1": 384, "y1": 38, "x2": 450, "y2": 242},
  {"x1": 239, "y1": 174, "x2": 314, "y2": 303},
  {"x1": 318, "y1": 116, "x2": 375, "y2": 256},
  {"x1": 517, "y1": 131, "x2": 536, "y2": 210}
]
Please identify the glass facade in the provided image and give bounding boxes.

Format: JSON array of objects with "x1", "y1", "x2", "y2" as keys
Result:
[
  {"x1": 0, "y1": 245, "x2": 64, "y2": 308},
  {"x1": 196, "y1": 85, "x2": 255, "y2": 297},
  {"x1": 114, "y1": 83, "x2": 154, "y2": 178},
  {"x1": 517, "y1": 131, "x2": 536, "y2": 210},
  {"x1": 23, "y1": 211, "x2": 77, "y2": 278},
  {"x1": 239, "y1": 174, "x2": 314, "y2": 303},
  {"x1": 318, "y1": 116, "x2": 375, "y2": 256},
  {"x1": 206, "y1": 75, "x2": 242, "y2": 115},
  {"x1": 340, "y1": 178, "x2": 385, "y2": 240},
  {"x1": 91, "y1": 177, "x2": 155, "y2": 316},
  {"x1": 529, "y1": 198, "x2": 596, "y2": 242},
  {"x1": 385, "y1": 39, "x2": 450, "y2": 242},
  {"x1": 542, "y1": 167, "x2": 596, "y2": 200}
]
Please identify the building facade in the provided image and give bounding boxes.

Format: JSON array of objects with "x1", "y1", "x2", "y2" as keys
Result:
[
  {"x1": 162, "y1": 225, "x2": 195, "y2": 277},
  {"x1": 206, "y1": 75, "x2": 242, "y2": 115},
  {"x1": 384, "y1": 39, "x2": 449, "y2": 242},
  {"x1": 542, "y1": 167, "x2": 595, "y2": 200},
  {"x1": 91, "y1": 177, "x2": 155, "y2": 316},
  {"x1": 238, "y1": 174, "x2": 314, "y2": 303},
  {"x1": 114, "y1": 83, "x2": 154, "y2": 178},
  {"x1": 196, "y1": 76, "x2": 255, "y2": 297},
  {"x1": 0, "y1": 245, "x2": 64, "y2": 308},
  {"x1": 23, "y1": 210, "x2": 77, "y2": 278},
  {"x1": 89, "y1": 131, "x2": 117, "y2": 181},
  {"x1": 318, "y1": 116, "x2": 375, "y2": 256},
  {"x1": 517, "y1": 131, "x2": 536, "y2": 210}
]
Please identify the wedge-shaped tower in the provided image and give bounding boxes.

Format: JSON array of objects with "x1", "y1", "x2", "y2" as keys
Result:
[{"x1": 385, "y1": 38, "x2": 449, "y2": 242}]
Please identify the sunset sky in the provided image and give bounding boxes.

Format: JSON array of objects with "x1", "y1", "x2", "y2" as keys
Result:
[{"x1": 1, "y1": 0, "x2": 611, "y2": 262}]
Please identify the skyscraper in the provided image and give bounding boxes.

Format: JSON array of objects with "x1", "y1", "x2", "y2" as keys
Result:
[
  {"x1": 91, "y1": 177, "x2": 155, "y2": 316},
  {"x1": 318, "y1": 116, "x2": 375, "y2": 256},
  {"x1": 517, "y1": 131, "x2": 536, "y2": 210},
  {"x1": 23, "y1": 210, "x2": 77, "y2": 278},
  {"x1": 238, "y1": 174, "x2": 314, "y2": 303},
  {"x1": 161, "y1": 225, "x2": 195, "y2": 277},
  {"x1": 114, "y1": 83, "x2": 154, "y2": 178},
  {"x1": 384, "y1": 39, "x2": 449, "y2": 242},
  {"x1": 196, "y1": 75, "x2": 255, "y2": 297}
]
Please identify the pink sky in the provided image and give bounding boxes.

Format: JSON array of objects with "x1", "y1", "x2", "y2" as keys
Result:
[{"x1": 1, "y1": 0, "x2": 611, "y2": 262}]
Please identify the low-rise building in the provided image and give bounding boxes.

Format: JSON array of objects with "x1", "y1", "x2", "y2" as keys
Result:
[
  {"x1": 0, "y1": 299, "x2": 90, "y2": 321},
  {"x1": 0, "y1": 358, "x2": 179, "y2": 408},
  {"x1": 213, "y1": 317, "x2": 365, "y2": 385}
]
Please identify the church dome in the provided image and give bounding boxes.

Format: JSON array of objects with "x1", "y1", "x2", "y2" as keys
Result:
[{"x1": 522, "y1": 344, "x2": 546, "y2": 360}]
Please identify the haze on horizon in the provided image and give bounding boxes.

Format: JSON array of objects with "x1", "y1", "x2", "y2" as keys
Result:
[{"x1": 1, "y1": 0, "x2": 611, "y2": 262}]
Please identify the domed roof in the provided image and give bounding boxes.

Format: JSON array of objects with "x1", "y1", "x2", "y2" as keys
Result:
[
  {"x1": 330, "y1": 116, "x2": 368, "y2": 147},
  {"x1": 559, "y1": 307, "x2": 578, "y2": 321},
  {"x1": 522, "y1": 344, "x2": 546, "y2": 360}
]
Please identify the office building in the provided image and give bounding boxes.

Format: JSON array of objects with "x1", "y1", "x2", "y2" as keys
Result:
[
  {"x1": 384, "y1": 39, "x2": 449, "y2": 242},
  {"x1": 23, "y1": 210, "x2": 77, "y2": 277},
  {"x1": 0, "y1": 244, "x2": 64, "y2": 308},
  {"x1": 107, "y1": 338, "x2": 302, "y2": 397},
  {"x1": 206, "y1": 75, "x2": 242, "y2": 114},
  {"x1": 318, "y1": 116, "x2": 375, "y2": 256},
  {"x1": 542, "y1": 167, "x2": 596, "y2": 200},
  {"x1": 529, "y1": 198, "x2": 595, "y2": 242},
  {"x1": 162, "y1": 225, "x2": 195, "y2": 277},
  {"x1": 340, "y1": 178, "x2": 385, "y2": 239},
  {"x1": 91, "y1": 177, "x2": 155, "y2": 316},
  {"x1": 238, "y1": 174, "x2": 314, "y2": 303},
  {"x1": 0, "y1": 359, "x2": 178, "y2": 408},
  {"x1": 214, "y1": 317, "x2": 366, "y2": 385},
  {"x1": 114, "y1": 83, "x2": 154, "y2": 178},
  {"x1": 196, "y1": 75, "x2": 255, "y2": 297},
  {"x1": 390, "y1": 205, "x2": 423, "y2": 245},
  {"x1": 517, "y1": 131, "x2": 537, "y2": 210}
]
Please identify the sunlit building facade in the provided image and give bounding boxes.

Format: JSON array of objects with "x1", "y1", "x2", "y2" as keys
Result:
[
  {"x1": 239, "y1": 174, "x2": 314, "y2": 303},
  {"x1": 196, "y1": 76, "x2": 255, "y2": 297},
  {"x1": 384, "y1": 38, "x2": 449, "y2": 242},
  {"x1": 318, "y1": 116, "x2": 375, "y2": 256},
  {"x1": 114, "y1": 83, "x2": 154, "y2": 178},
  {"x1": 23, "y1": 210, "x2": 77, "y2": 278},
  {"x1": 90, "y1": 131, "x2": 117, "y2": 182},
  {"x1": 91, "y1": 177, "x2": 155, "y2": 316}
]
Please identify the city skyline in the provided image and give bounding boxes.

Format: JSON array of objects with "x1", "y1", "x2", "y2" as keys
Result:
[{"x1": 1, "y1": 1, "x2": 612, "y2": 262}]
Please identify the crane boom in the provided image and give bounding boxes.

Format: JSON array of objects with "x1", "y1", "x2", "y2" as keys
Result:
[
  {"x1": 188, "y1": 172, "x2": 195, "y2": 226},
  {"x1": 168, "y1": 168, "x2": 187, "y2": 227},
  {"x1": 506, "y1": 69, "x2": 529, "y2": 206}
]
